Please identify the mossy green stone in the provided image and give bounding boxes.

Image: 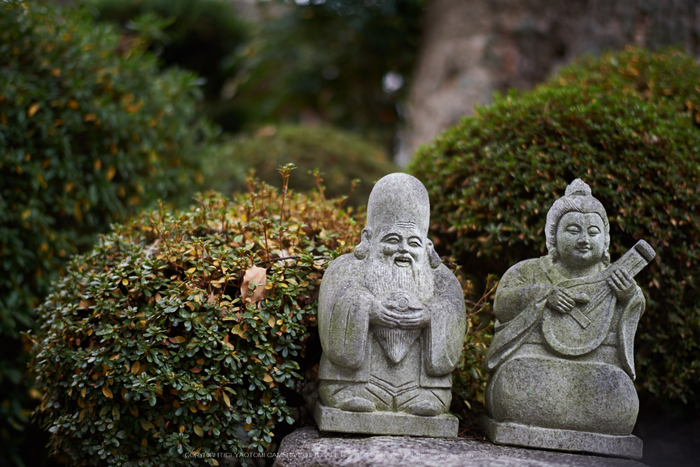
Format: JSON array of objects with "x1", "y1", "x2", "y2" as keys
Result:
[
  {"x1": 482, "y1": 180, "x2": 654, "y2": 459},
  {"x1": 315, "y1": 173, "x2": 466, "y2": 437}
]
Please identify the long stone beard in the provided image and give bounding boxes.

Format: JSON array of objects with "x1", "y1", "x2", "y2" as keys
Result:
[
  {"x1": 364, "y1": 255, "x2": 434, "y2": 302},
  {"x1": 364, "y1": 255, "x2": 434, "y2": 363}
]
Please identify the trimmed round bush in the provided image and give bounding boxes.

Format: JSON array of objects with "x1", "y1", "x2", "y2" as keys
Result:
[
  {"x1": 0, "y1": 1, "x2": 209, "y2": 460},
  {"x1": 202, "y1": 124, "x2": 399, "y2": 206},
  {"x1": 31, "y1": 185, "x2": 363, "y2": 465},
  {"x1": 410, "y1": 47, "x2": 700, "y2": 407}
]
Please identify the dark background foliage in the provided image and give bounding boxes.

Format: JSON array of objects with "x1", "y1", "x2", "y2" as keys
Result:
[
  {"x1": 0, "y1": 2, "x2": 210, "y2": 464},
  {"x1": 87, "y1": 0, "x2": 250, "y2": 132},
  {"x1": 89, "y1": 0, "x2": 426, "y2": 151},
  {"x1": 231, "y1": 0, "x2": 425, "y2": 151},
  {"x1": 410, "y1": 47, "x2": 700, "y2": 409}
]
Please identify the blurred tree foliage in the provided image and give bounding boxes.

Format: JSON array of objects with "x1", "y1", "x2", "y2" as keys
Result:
[
  {"x1": 202, "y1": 124, "x2": 398, "y2": 207},
  {"x1": 0, "y1": 1, "x2": 210, "y2": 464},
  {"x1": 88, "y1": 0, "x2": 426, "y2": 152},
  {"x1": 234, "y1": 0, "x2": 426, "y2": 152},
  {"x1": 88, "y1": 0, "x2": 250, "y2": 131}
]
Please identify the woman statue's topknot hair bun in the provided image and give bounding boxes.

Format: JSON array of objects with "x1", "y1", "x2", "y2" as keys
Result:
[{"x1": 565, "y1": 178, "x2": 592, "y2": 197}]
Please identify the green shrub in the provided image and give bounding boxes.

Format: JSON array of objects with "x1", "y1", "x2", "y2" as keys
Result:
[
  {"x1": 0, "y1": 1, "x2": 209, "y2": 461},
  {"x1": 410, "y1": 47, "x2": 700, "y2": 407},
  {"x1": 31, "y1": 184, "x2": 363, "y2": 465},
  {"x1": 202, "y1": 124, "x2": 398, "y2": 206},
  {"x1": 449, "y1": 278, "x2": 496, "y2": 425}
]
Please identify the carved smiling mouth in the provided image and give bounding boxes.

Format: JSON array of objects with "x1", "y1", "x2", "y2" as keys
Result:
[{"x1": 394, "y1": 256, "x2": 412, "y2": 268}]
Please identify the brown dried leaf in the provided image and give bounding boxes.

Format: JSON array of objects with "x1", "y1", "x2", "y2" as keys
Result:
[
  {"x1": 140, "y1": 420, "x2": 154, "y2": 431},
  {"x1": 27, "y1": 103, "x2": 40, "y2": 117},
  {"x1": 231, "y1": 324, "x2": 246, "y2": 338},
  {"x1": 221, "y1": 335, "x2": 234, "y2": 349},
  {"x1": 240, "y1": 266, "x2": 267, "y2": 303}
]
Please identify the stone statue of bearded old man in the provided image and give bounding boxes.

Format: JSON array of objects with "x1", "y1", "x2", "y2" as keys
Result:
[{"x1": 314, "y1": 173, "x2": 466, "y2": 437}]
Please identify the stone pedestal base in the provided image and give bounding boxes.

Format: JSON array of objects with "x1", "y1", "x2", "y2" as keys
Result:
[
  {"x1": 274, "y1": 426, "x2": 647, "y2": 467},
  {"x1": 480, "y1": 415, "x2": 643, "y2": 459},
  {"x1": 314, "y1": 400, "x2": 458, "y2": 437}
]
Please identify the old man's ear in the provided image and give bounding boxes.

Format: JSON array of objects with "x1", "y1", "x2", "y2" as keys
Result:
[
  {"x1": 354, "y1": 228, "x2": 372, "y2": 260},
  {"x1": 427, "y1": 240, "x2": 441, "y2": 269}
]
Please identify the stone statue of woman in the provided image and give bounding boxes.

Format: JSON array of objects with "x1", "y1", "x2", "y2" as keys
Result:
[{"x1": 481, "y1": 179, "x2": 655, "y2": 459}]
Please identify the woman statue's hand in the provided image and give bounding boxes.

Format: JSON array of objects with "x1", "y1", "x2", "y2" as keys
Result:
[
  {"x1": 547, "y1": 287, "x2": 576, "y2": 314},
  {"x1": 608, "y1": 269, "x2": 635, "y2": 303}
]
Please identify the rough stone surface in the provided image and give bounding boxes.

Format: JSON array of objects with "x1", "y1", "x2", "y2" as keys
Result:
[
  {"x1": 483, "y1": 179, "x2": 655, "y2": 459},
  {"x1": 273, "y1": 427, "x2": 648, "y2": 467},
  {"x1": 315, "y1": 173, "x2": 466, "y2": 437},
  {"x1": 314, "y1": 400, "x2": 458, "y2": 437},
  {"x1": 481, "y1": 416, "x2": 643, "y2": 460}
]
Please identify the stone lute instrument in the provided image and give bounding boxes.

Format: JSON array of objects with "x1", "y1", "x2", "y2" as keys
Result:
[
  {"x1": 542, "y1": 239, "x2": 656, "y2": 356},
  {"x1": 565, "y1": 239, "x2": 656, "y2": 328}
]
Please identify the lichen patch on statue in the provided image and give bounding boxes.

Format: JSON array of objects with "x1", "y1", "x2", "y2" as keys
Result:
[
  {"x1": 480, "y1": 179, "x2": 655, "y2": 459},
  {"x1": 313, "y1": 173, "x2": 466, "y2": 438}
]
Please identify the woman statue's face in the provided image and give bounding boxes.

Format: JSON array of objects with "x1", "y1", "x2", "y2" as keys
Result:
[{"x1": 556, "y1": 212, "x2": 606, "y2": 269}]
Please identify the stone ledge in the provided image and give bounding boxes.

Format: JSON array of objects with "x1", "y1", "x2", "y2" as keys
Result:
[
  {"x1": 313, "y1": 400, "x2": 459, "y2": 437},
  {"x1": 480, "y1": 415, "x2": 643, "y2": 459},
  {"x1": 273, "y1": 426, "x2": 647, "y2": 467}
]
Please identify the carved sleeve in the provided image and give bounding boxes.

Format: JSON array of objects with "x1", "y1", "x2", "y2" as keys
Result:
[
  {"x1": 494, "y1": 259, "x2": 552, "y2": 325},
  {"x1": 617, "y1": 285, "x2": 645, "y2": 379},
  {"x1": 485, "y1": 258, "x2": 551, "y2": 372},
  {"x1": 317, "y1": 256, "x2": 374, "y2": 370},
  {"x1": 423, "y1": 265, "x2": 467, "y2": 376}
]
